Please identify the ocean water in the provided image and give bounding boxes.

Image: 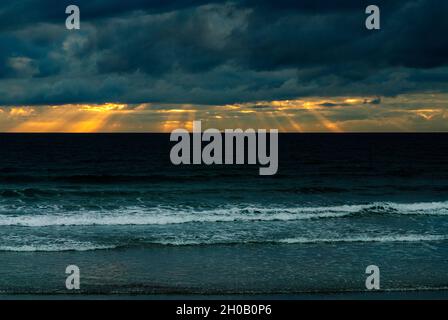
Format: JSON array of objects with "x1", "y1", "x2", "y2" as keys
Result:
[{"x1": 0, "y1": 133, "x2": 448, "y2": 296}]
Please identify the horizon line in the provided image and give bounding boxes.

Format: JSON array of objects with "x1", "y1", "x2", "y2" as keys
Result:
[{"x1": 1, "y1": 131, "x2": 448, "y2": 134}]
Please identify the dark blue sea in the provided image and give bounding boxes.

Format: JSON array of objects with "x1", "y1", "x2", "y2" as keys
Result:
[{"x1": 0, "y1": 133, "x2": 447, "y2": 296}]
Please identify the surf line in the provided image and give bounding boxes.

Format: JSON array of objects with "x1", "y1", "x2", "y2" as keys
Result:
[{"x1": 170, "y1": 120, "x2": 278, "y2": 175}]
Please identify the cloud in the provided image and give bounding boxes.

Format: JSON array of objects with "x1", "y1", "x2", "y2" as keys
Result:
[
  {"x1": 7, "y1": 57, "x2": 39, "y2": 78},
  {"x1": 364, "y1": 97, "x2": 381, "y2": 105},
  {"x1": 318, "y1": 102, "x2": 350, "y2": 107},
  {"x1": 0, "y1": 0, "x2": 447, "y2": 106}
]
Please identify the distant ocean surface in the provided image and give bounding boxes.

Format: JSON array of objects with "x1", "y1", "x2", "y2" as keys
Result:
[{"x1": 0, "y1": 133, "x2": 448, "y2": 296}]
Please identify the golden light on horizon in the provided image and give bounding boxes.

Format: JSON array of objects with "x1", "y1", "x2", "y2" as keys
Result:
[
  {"x1": 8, "y1": 105, "x2": 114, "y2": 132},
  {"x1": 155, "y1": 109, "x2": 196, "y2": 114},
  {"x1": 345, "y1": 98, "x2": 363, "y2": 104},
  {"x1": 9, "y1": 107, "x2": 36, "y2": 117},
  {"x1": 0, "y1": 94, "x2": 447, "y2": 132},
  {"x1": 0, "y1": 99, "x2": 375, "y2": 133},
  {"x1": 80, "y1": 103, "x2": 127, "y2": 112}
]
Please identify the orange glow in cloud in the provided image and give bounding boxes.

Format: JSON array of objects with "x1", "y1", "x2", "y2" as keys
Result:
[
  {"x1": 1, "y1": 94, "x2": 447, "y2": 132},
  {"x1": 8, "y1": 105, "x2": 117, "y2": 132},
  {"x1": 9, "y1": 107, "x2": 35, "y2": 117}
]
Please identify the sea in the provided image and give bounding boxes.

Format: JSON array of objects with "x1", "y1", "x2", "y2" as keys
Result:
[{"x1": 0, "y1": 133, "x2": 447, "y2": 297}]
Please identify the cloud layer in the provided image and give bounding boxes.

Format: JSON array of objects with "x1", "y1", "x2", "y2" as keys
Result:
[{"x1": 0, "y1": 0, "x2": 447, "y2": 106}]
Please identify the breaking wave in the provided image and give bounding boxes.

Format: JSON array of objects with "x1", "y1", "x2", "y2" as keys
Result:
[
  {"x1": 0, "y1": 201, "x2": 447, "y2": 227},
  {"x1": 1, "y1": 234, "x2": 447, "y2": 252}
]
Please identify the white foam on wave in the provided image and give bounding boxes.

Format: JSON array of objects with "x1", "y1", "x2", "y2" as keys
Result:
[
  {"x1": 2, "y1": 233, "x2": 446, "y2": 251},
  {"x1": 0, "y1": 201, "x2": 447, "y2": 227},
  {"x1": 0, "y1": 234, "x2": 118, "y2": 252},
  {"x1": 278, "y1": 234, "x2": 448, "y2": 244},
  {"x1": 0, "y1": 240, "x2": 117, "y2": 252},
  {"x1": 125, "y1": 234, "x2": 448, "y2": 246}
]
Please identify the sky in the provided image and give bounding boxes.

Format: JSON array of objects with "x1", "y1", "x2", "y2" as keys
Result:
[{"x1": 0, "y1": 0, "x2": 447, "y2": 132}]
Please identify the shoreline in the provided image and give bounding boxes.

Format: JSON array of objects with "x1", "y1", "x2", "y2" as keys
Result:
[
  {"x1": 1, "y1": 290, "x2": 448, "y2": 300},
  {"x1": 1, "y1": 244, "x2": 448, "y2": 298}
]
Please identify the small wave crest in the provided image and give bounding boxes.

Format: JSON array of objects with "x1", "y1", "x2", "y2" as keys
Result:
[
  {"x1": 0, "y1": 244, "x2": 117, "y2": 252},
  {"x1": 0, "y1": 201, "x2": 447, "y2": 227},
  {"x1": 137, "y1": 234, "x2": 448, "y2": 247},
  {"x1": 0, "y1": 236, "x2": 117, "y2": 252},
  {"x1": 1, "y1": 234, "x2": 446, "y2": 252},
  {"x1": 278, "y1": 235, "x2": 448, "y2": 244}
]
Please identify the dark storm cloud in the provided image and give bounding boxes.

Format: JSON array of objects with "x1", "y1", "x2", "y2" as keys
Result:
[
  {"x1": 249, "y1": 105, "x2": 272, "y2": 110},
  {"x1": 0, "y1": 0, "x2": 447, "y2": 105},
  {"x1": 318, "y1": 102, "x2": 350, "y2": 107},
  {"x1": 365, "y1": 97, "x2": 381, "y2": 105}
]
